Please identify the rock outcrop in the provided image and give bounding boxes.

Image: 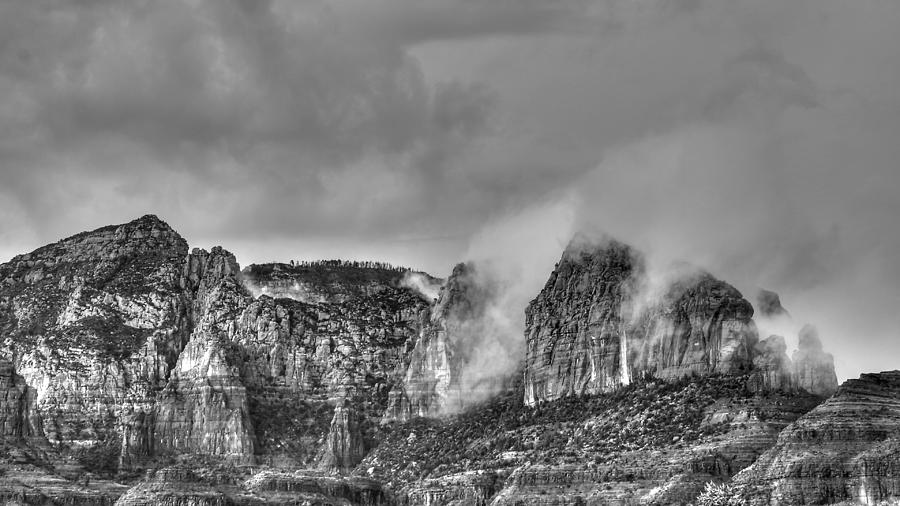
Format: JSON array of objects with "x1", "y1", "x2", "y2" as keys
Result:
[
  {"x1": 755, "y1": 289, "x2": 790, "y2": 318},
  {"x1": 382, "y1": 262, "x2": 500, "y2": 421},
  {"x1": 791, "y1": 325, "x2": 839, "y2": 397},
  {"x1": 319, "y1": 401, "x2": 366, "y2": 473},
  {"x1": 524, "y1": 236, "x2": 838, "y2": 406},
  {"x1": 0, "y1": 361, "x2": 41, "y2": 439},
  {"x1": 0, "y1": 214, "x2": 193, "y2": 453},
  {"x1": 735, "y1": 371, "x2": 900, "y2": 505},
  {"x1": 524, "y1": 237, "x2": 758, "y2": 405}
]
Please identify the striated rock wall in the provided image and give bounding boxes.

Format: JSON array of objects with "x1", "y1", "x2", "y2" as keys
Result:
[
  {"x1": 0, "y1": 215, "x2": 429, "y2": 483},
  {"x1": 0, "y1": 360, "x2": 42, "y2": 439},
  {"x1": 747, "y1": 335, "x2": 793, "y2": 393},
  {"x1": 735, "y1": 371, "x2": 900, "y2": 505},
  {"x1": 0, "y1": 215, "x2": 193, "y2": 454},
  {"x1": 524, "y1": 236, "x2": 837, "y2": 406}
]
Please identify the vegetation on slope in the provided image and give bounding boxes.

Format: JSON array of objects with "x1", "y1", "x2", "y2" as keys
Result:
[{"x1": 361, "y1": 374, "x2": 817, "y2": 488}]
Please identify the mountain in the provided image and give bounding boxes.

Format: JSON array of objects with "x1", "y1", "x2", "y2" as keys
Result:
[
  {"x1": 524, "y1": 236, "x2": 837, "y2": 405},
  {"x1": 0, "y1": 216, "x2": 431, "y2": 503},
  {"x1": 364, "y1": 236, "x2": 841, "y2": 504},
  {"x1": 0, "y1": 217, "x2": 888, "y2": 505}
]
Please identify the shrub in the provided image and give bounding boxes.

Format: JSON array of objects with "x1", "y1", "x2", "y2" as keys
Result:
[{"x1": 695, "y1": 481, "x2": 748, "y2": 506}]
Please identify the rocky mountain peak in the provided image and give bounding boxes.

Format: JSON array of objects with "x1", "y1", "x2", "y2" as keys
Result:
[
  {"x1": 431, "y1": 261, "x2": 489, "y2": 324},
  {"x1": 792, "y1": 324, "x2": 838, "y2": 396},
  {"x1": 524, "y1": 235, "x2": 841, "y2": 406},
  {"x1": 4, "y1": 215, "x2": 188, "y2": 274}
]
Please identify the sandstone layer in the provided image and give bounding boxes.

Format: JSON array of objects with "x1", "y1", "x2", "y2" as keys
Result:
[{"x1": 735, "y1": 371, "x2": 900, "y2": 505}]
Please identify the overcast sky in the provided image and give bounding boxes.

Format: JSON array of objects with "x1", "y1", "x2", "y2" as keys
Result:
[{"x1": 1, "y1": 0, "x2": 899, "y2": 381}]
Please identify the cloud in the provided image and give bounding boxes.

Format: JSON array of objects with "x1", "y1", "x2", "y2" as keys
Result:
[
  {"x1": 447, "y1": 199, "x2": 575, "y2": 397},
  {"x1": 0, "y1": 0, "x2": 506, "y2": 252},
  {"x1": 1, "y1": 0, "x2": 899, "y2": 382},
  {"x1": 400, "y1": 271, "x2": 443, "y2": 302}
]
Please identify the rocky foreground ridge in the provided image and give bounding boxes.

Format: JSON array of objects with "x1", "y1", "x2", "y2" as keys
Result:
[
  {"x1": 734, "y1": 370, "x2": 900, "y2": 505},
  {"x1": 0, "y1": 217, "x2": 894, "y2": 505}
]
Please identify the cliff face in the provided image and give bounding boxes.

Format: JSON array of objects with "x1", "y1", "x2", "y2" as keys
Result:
[
  {"x1": 735, "y1": 371, "x2": 900, "y2": 505},
  {"x1": 524, "y1": 237, "x2": 837, "y2": 406},
  {"x1": 0, "y1": 215, "x2": 192, "y2": 453},
  {"x1": 382, "y1": 262, "x2": 499, "y2": 421},
  {"x1": 0, "y1": 215, "x2": 430, "y2": 501},
  {"x1": 524, "y1": 238, "x2": 757, "y2": 405}
]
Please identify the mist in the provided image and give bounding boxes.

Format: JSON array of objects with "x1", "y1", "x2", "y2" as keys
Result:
[{"x1": 400, "y1": 271, "x2": 443, "y2": 302}]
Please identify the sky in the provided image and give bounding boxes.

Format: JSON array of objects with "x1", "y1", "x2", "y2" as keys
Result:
[{"x1": 1, "y1": 0, "x2": 899, "y2": 381}]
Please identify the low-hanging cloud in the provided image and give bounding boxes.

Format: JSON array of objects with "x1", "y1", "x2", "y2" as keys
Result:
[{"x1": 400, "y1": 271, "x2": 443, "y2": 302}]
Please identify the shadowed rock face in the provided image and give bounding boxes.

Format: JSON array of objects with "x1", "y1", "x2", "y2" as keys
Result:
[
  {"x1": 0, "y1": 361, "x2": 41, "y2": 439},
  {"x1": 524, "y1": 237, "x2": 758, "y2": 406},
  {"x1": 319, "y1": 401, "x2": 366, "y2": 472},
  {"x1": 748, "y1": 335, "x2": 793, "y2": 393},
  {"x1": 735, "y1": 371, "x2": 900, "y2": 505},
  {"x1": 382, "y1": 262, "x2": 497, "y2": 421}
]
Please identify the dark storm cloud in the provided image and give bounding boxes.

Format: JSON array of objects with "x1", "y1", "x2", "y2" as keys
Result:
[
  {"x1": 0, "y1": 0, "x2": 518, "y2": 244},
  {"x1": 1, "y1": 0, "x2": 900, "y2": 381}
]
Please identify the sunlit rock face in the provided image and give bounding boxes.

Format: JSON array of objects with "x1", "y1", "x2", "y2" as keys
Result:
[
  {"x1": 524, "y1": 237, "x2": 759, "y2": 406},
  {"x1": 735, "y1": 371, "x2": 900, "y2": 505},
  {"x1": 0, "y1": 215, "x2": 430, "y2": 490},
  {"x1": 0, "y1": 214, "x2": 192, "y2": 452},
  {"x1": 318, "y1": 401, "x2": 366, "y2": 473}
]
